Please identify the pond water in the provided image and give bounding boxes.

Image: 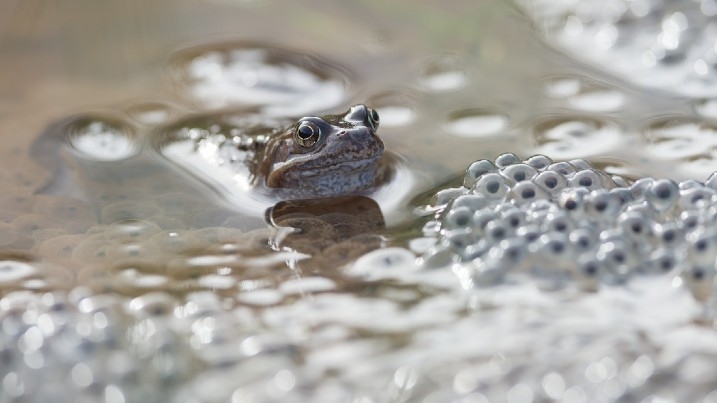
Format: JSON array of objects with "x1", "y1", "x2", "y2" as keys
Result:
[{"x1": 3, "y1": 0, "x2": 717, "y2": 402}]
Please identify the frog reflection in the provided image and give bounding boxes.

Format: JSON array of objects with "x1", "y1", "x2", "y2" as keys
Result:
[{"x1": 267, "y1": 195, "x2": 386, "y2": 270}]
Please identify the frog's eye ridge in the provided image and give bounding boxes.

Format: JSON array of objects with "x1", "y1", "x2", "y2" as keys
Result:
[
  {"x1": 295, "y1": 121, "x2": 321, "y2": 147},
  {"x1": 368, "y1": 108, "x2": 380, "y2": 130}
]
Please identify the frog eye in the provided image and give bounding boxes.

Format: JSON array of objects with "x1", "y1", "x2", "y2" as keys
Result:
[
  {"x1": 368, "y1": 108, "x2": 380, "y2": 130},
  {"x1": 295, "y1": 121, "x2": 321, "y2": 147}
]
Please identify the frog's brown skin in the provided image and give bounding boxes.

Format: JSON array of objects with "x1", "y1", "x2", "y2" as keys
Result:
[{"x1": 255, "y1": 104, "x2": 385, "y2": 197}]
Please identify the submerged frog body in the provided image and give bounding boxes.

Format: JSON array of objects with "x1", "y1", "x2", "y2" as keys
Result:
[{"x1": 258, "y1": 104, "x2": 385, "y2": 196}]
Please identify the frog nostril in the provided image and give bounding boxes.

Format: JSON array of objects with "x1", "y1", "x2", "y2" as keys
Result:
[{"x1": 337, "y1": 130, "x2": 347, "y2": 137}]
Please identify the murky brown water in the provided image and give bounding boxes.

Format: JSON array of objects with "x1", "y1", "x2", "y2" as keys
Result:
[{"x1": 4, "y1": 0, "x2": 717, "y2": 402}]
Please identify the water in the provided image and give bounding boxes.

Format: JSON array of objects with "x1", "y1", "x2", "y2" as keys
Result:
[{"x1": 4, "y1": 0, "x2": 717, "y2": 401}]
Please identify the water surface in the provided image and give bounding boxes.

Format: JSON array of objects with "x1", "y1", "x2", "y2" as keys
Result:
[{"x1": 2, "y1": 0, "x2": 717, "y2": 401}]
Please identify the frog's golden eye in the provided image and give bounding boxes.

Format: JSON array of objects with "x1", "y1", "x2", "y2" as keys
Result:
[
  {"x1": 295, "y1": 121, "x2": 320, "y2": 147},
  {"x1": 368, "y1": 108, "x2": 380, "y2": 130}
]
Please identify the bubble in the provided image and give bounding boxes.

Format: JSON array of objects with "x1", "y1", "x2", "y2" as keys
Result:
[
  {"x1": 12, "y1": 213, "x2": 62, "y2": 236},
  {"x1": 64, "y1": 116, "x2": 139, "y2": 161},
  {"x1": 547, "y1": 162, "x2": 577, "y2": 176},
  {"x1": 431, "y1": 187, "x2": 469, "y2": 208},
  {"x1": 569, "y1": 87, "x2": 625, "y2": 112},
  {"x1": 530, "y1": 117, "x2": 621, "y2": 159},
  {"x1": 646, "y1": 178, "x2": 679, "y2": 213},
  {"x1": 103, "y1": 220, "x2": 162, "y2": 243},
  {"x1": 501, "y1": 164, "x2": 538, "y2": 183},
  {"x1": 544, "y1": 75, "x2": 582, "y2": 98},
  {"x1": 618, "y1": 211, "x2": 652, "y2": 243},
  {"x1": 442, "y1": 228, "x2": 475, "y2": 251},
  {"x1": 542, "y1": 211, "x2": 574, "y2": 234},
  {"x1": 444, "y1": 206, "x2": 474, "y2": 230},
  {"x1": 509, "y1": 181, "x2": 550, "y2": 206},
  {"x1": 464, "y1": 160, "x2": 498, "y2": 188},
  {"x1": 570, "y1": 169, "x2": 604, "y2": 191},
  {"x1": 682, "y1": 264, "x2": 715, "y2": 301},
  {"x1": 680, "y1": 209, "x2": 703, "y2": 232},
  {"x1": 149, "y1": 230, "x2": 203, "y2": 254},
  {"x1": 472, "y1": 173, "x2": 510, "y2": 200},
  {"x1": 493, "y1": 238, "x2": 529, "y2": 266},
  {"x1": 462, "y1": 240, "x2": 491, "y2": 262},
  {"x1": 642, "y1": 119, "x2": 717, "y2": 167},
  {"x1": 585, "y1": 190, "x2": 621, "y2": 224},
  {"x1": 128, "y1": 292, "x2": 177, "y2": 317},
  {"x1": 0, "y1": 261, "x2": 36, "y2": 284},
  {"x1": 533, "y1": 170, "x2": 568, "y2": 194},
  {"x1": 105, "y1": 243, "x2": 160, "y2": 266},
  {"x1": 534, "y1": 232, "x2": 573, "y2": 262},
  {"x1": 238, "y1": 289, "x2": 283, "y2": 306},
  {"x1": 471, "y1": 258, "x2": 510, "y2": 286},
  {"x1": 32, "y1": 196, "x2": 95, "y2": 224},
  {"x1": 197, "y1": 274, "x2": 237, "y2": 290},
  {"x1": 516, "y1": 223, "x2": 542, "y2": 244},
  {"x1": 101, "y1": 201, "x2": 162, "y2": 224},
  {"x1": 170, "y1": 42, "x2": 348, "y2": 115},
  {"x1": 420, "y1": 246, "x2": 459, "y2": 269},
  {"x1": 451, "y1": 195, "x2": 490, "y2": 212},
  {"x1": 483, "y1": 219, "x2": 512, "y2": 244},
  {"x1": 686, "y1": 228, "x2": 717, "y2": 266},
  {"x1": 679, "y1": 186, "x2": 717, "y2": 210},
  {"x1": 507, "y1": 383, "x2": 534, "y2": 403},
  {"x1": 651, "y1": 222, "x2": 682, "y2": 248},
  {"x1": 693, "y1": 98, "x2": 717, "y2": 120},
  {"x1": 418, "y1": 55, "x2": 468, "y2": 92},
  {"x1": 545, "y1": 76, "x2": 625, "y2": 112},
  {"x1": 494, "y1": 153, "x2": 522, "y2": 168},
  {"x1": 542, "y1": 372, "x2": 567, "y2": 400},
  {"x1": 597, "y1": 239, "x2": 636, "y2": 281},
  {"x1": 576, "y1": 256, "x2": 604, "y2": 291},
  {"x1": 647, "y1": 248, "x2": 679, "y2": 274},
  {"x1": 71, "y1": 238, "x2": 113, "y2": 265},
  {"x1": 500, "y1": 207, "x2": 526, "y2": 230},
  {"x1": 526, "y1": 154, "x2": 554, "y2": 170},
  {"x1": 444, "y1": 108, "x2": 509, "y2": 138},
  {"x1": 472, "y1": 210, "x2": 498, "y2": 233},
  {"x1": 569, "y1": 227, "x2": 598, "y2": 252},
  {"x1": 36, "y1": 234, "x2": 84, "y2": 262},
  {"x1": 629, "y1": 177, "x2": 655, "y2": 199},
  {"x1": 279, "y1": 277, "x2": 336, "y2": 295}
]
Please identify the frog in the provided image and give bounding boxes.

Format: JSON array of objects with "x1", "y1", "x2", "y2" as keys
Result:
[
  {"x1": 155, "y1": 104, "x2": 389, "y2": 202},
  {"x1": 256, "y1": 104, "x2": 385, "y2": 197}
]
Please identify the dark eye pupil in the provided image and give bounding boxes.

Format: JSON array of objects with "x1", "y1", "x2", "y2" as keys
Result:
[
  {"x1": 298, "y1": 125, "x2": 314, "y2": 139},
  {"x1": 371, "y1": 109, "x2": 379, "y2": 122}
]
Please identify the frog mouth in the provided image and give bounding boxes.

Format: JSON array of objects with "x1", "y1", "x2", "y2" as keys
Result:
[{"x1": 295, "y1": 155, "x2": 382, "y2": 176}]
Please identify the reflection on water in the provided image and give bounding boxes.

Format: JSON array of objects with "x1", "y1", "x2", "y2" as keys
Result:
[
  {"x1": 65, "y1": 116, "x2": 140, "y2": 161},
  {"x1": 5, "y1": 0, "x2": 717, "y2": 401},
  {"x1": 443, "y1": 107, "x2": 509, "y2": 138},
  {"x1": 169, "y1": 42, "x2": 349, "y2": 115}
]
